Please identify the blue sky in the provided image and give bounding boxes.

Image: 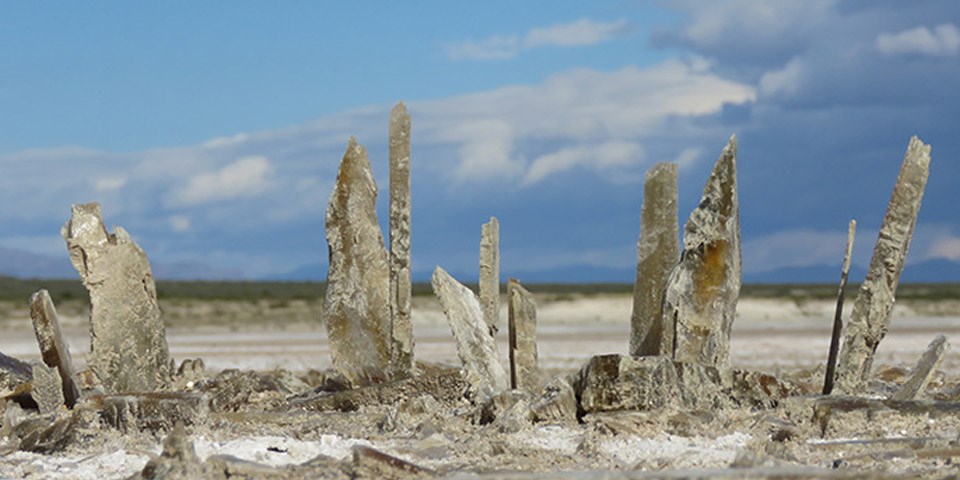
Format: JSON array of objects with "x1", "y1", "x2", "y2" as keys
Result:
[{"x1": 1, "y1": 1, "x2": 958, "y2": 281}]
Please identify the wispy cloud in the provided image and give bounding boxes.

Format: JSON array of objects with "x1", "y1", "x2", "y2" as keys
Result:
[
  {"x1": 168, "y1": 156, "x2": 275, "y2": 207},
  {"x1": 447, "y1": 18, "x2": 632, "y2": 61},
  {"x1": 417, "y1": 60, "x2": 755, "y2": 182},
  {"x1": 447, "y1": 35, "x2": 520, "y2": 61},
  {"x1": 524, "y1": 141, "x2": 643, "y2": 185},
  {"x1": 0, "y1": 58, "x2": 754, "y2": 277},
  {"x1": 928, "y1": 235, "x2": 960, "y2": 261},
  {"x1": 876, "y1": 24, "x2": 960, "y2": 57},
  {"x1": 524, "y1": 18, "x2": 632, "y2": 49}
]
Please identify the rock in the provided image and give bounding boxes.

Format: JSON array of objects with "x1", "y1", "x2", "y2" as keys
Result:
[
  {"x1": 29, "y1": 290, "x2": 80, "y2": 408},
  {"x1": 431, "y1": 266, "x2": 510, "y2": 402},
  {"x1": 30, "y1": 362, "x2": 65, "y2": 414},
  {"x1": 630, "y1": 162, "x2": 679, "y2": 357},
  {"x1": 292, "y1": 367, "x2": 468, "y2": 412},
  {"x1": 890, "y1": 334, "x2": 949, "y2": 401},
  {"x1": 351, "y1": 445, "x2": 436, "y2": 479},
  {"x1": 834, "y1": 136, "x2": 932, "y2": 394},
  {"x1": 479, "y1": 390, "x2": 534, "y2": 433},
  {"x1": 174, "y1": 358, "x2": 206, "y2": 389},
  {"x1": 530, "y1": 376, "x2": 578, "y2": 423},
  {"x1": 810, "y1": 396, "x2": 960, "y2": 437},
  {"x1": 0, "y1": 351, "x2": 31, "y2": 396},
  {"x1": 381, "y1": 394, "x2": 445, "y2": 433},
  {"x1": 13, "y1": 412, "x2": 78, "y2": 453},
  {"x1": 323, "y1": 138, "x2": 393, "y2": 386},
  {"x1": 577, "y1": 355, "x2": 728, "y2": 414},
  {"x1": 662, "y1": 136, "x2": 741, "y2": 367},
  {"x1": 389, "y1": 101, "x2": 415, "y2": 380},
  {"x1": 479, "y1": 217, "x2": 500, "y2": 336},
  {"x1": 576, "y1": 354, "x2": 797, "y2": 414},
  {"x1": 62, "y1": 202, "x2": 172, "y2": 393},
  {"x1": 94, "y1": 392, "x2": 209, "y2": 432},
  {"x1": 508, "y1": 279, "x2": 540, "y2": 393},
  {"x1": 479, "y1": 389, "x2": 530, "y2": 423},
  {"x1": 137, "y1": 423, "x2": 205, "y2": 480},
  {"x1": 729, "y1": 369, "x2": 797, "y2": 409},
  {"x1": 201, "y1": 369, "x2": 306, "y2": 412}
]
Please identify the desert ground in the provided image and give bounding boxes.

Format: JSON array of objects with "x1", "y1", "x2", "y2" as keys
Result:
[{"x1": 3, "y1": 289, "x2": 960, "y2": 479}]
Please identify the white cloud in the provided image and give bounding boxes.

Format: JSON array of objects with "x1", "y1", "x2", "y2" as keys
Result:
[
  {"x1": 169, "y1": 215, "x2": 191, "y2": 233},
  {"x1": 203, "y1": 133, "x2": 250, "y2": 148},
  {"x1": 928, "y1": 236, "x2": 960, "y2": 261},
  {"x1": 759, "y1": 57, "x2": 803, "y2": 98},
  {"x1": 447, "y1": 35, "x2": 520, "y2": 60},
  {"x1": 524, "y1": 18, "x2": 631, "y2": 48},
  {"x1": 672, "y1": 148, "x2": 702, "y2": 170},
  {"x1": 0, "y1": 58, "x2": 756, "y2": 277},
  {"x1": 448, "y1": 18, "x2": 631, "y2": 61},
  {"x1": 94, "y1": 177, "x2": 127, "y2": 191},
  {"x1": 168, "y1": 156, "x2": 274, "y2": 207},
  {"x1": 524, "y1": 141, "x2": 643, "y2": 185},
  {"x1": 876, "y1": 24, "x2": 960, "y2": 57},
  {"x1": 416, "y1": 59, "x2": 755, "y2": 182}
]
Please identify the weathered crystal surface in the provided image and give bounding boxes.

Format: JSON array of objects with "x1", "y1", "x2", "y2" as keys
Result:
[
  {"x1": 508, "y1": 279, "x2": 540, "y2": 393},
  {"x1": 834, "y1": 136, "x2": 931, "y2": 394},
  {"x1": 62, "y1": 203, "x2": 171, "y2": 393},
  {"x1": 30, "y1": 363, "x2": 64, "y2": 415},
  {"x1": 662, "y1": 136, "x2": 741, "y2": 367},
  {"x1": 630, "y1": 162, "x2": 679, "y2": 357},
  {"x1": 30, "y1": 290, "x2": 79, "y2": 408},
  {"x1": 389, "y1": 101, "x2": 414, "y2": 380},
  {"x1": 0, "y1": 352, "x2": 31, "y2": 395},
  {"x1": 891, "y1": 334, "x2": 949, "y2": 401},
  {"x1": 432, "y1": 266, "x2": 509, "y2": 401},
  {"x1": 323, "y1": 138, "x2": 393, "y2": 386},
  {"x1": 479, "y1": 217, "x2": 500, "y2": 336}
]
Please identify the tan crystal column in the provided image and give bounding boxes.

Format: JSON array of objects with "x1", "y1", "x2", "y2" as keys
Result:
[
  {"x1": 508, "y1": 279, "x2": 540, "y2": 393},
  {"x1": 389, "y1": 101, "x2": 414, "y2": 379},
  {"x1": 834, "y1": 137, "x2": 931, "y2": 394},
  {"x1": 630, "y1": 162, "x2": 679, "y2": 357},
  {"x1": 479, "y1": 217, "x2": 500, "y2": 337}
]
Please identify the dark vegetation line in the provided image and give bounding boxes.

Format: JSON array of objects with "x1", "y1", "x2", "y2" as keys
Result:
[{"x1": 1, "y1": 276, "x2": 958, "y2": 304}]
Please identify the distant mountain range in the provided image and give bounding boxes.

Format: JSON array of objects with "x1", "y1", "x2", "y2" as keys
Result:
[
  {"x1": 0, "y1": 246, "x2": 245, "y2": 281},
  {"x1": 1, "y1": 245, "x2": 957, "y2": 283}
]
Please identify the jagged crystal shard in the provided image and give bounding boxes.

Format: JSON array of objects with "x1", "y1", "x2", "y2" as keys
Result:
[
  {"x1": 323, "y1": 138, "x2": 393, "y2": 386},
  {"x1": 662, "y1": 136, "x2": 741, "y2": 367},
  {"x1": 432, "y1": 266, "x2": 509, "y2": 402},
  {"x1": 834, "y1": 136, "x2": 931, "y2": 394},
  {"x1": 62, "y1": 203, "x2": 172, "y2": 393},
  {"x1": 30, "y1": 289, "x2": 80, "y2": 408}
]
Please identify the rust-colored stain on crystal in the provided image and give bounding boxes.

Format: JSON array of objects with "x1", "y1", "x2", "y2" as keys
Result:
[{"x1": 692, "y1": 239, "x2": 728, "y2": 307}]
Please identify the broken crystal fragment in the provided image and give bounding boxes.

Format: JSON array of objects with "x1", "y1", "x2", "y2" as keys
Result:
[
  {"x1": 30, "y1": 290, "x2": 80, "y2": 408},
  {"x1": 62, "y1": 203, "x2": 171, "y2": 393},
  {"x1": 432, "y1": 266, "x2": 509, "y2": 402}
]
